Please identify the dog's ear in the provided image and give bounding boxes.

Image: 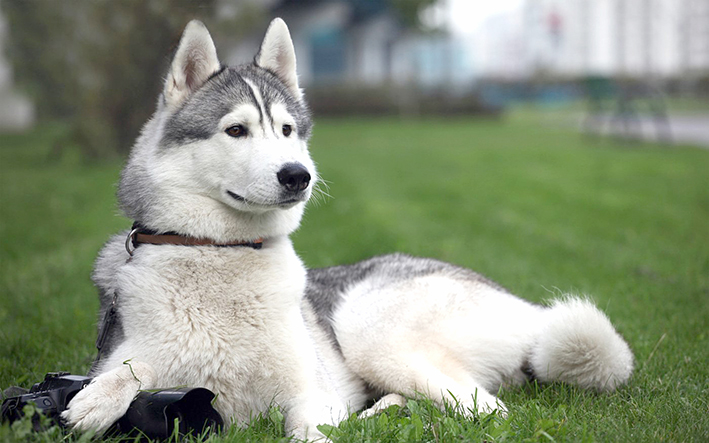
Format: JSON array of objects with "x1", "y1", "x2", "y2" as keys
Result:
[
  {"x1": 255, "y1": 18, "x2": 301, "y2": 100},
  {"x1": 164, "y1": 20, "x2": 221, "y2": 109}
]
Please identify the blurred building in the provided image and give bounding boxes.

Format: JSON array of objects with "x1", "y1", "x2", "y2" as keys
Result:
[
  {"x1": 225, "y1": 0, "x2": 709, "y2": 87},
  {"x1": 471, "y1": 7, "x2": 526, "y2": 80},
  {"x1": 225, "y1": 0, "x2": 474, "y2": 89},
  {"x1": 0, "y1": 6, "x2": 34, "y2": 131},
  {"x1": 472, "y1": 0, "x2": 709, "y2": 79}
]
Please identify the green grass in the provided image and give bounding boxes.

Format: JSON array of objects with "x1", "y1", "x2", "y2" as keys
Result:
[{"x1": 1, "y1": 114, "x2": 708, "y2": 442}]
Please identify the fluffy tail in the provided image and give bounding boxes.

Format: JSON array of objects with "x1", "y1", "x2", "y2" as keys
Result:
[{"x1": 530, "y1": 297, "x2": 634, "y2": 391}]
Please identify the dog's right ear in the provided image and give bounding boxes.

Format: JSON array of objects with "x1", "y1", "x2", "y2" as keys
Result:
[{"x1": 164, "y1": 20, "x2": 221, "y2": 109}]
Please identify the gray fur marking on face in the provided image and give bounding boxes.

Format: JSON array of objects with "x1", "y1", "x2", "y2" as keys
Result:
[
  {"x1": 161, "y1": 64, "x2": 312, "y2": 148},
  {"x1": 240, "y1": 64, "x2": 312, "y2": 139}
]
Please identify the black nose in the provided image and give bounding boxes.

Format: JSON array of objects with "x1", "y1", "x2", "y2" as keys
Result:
[{"x1": 277, "y1": 163, "x2": 311, "y2": 193}]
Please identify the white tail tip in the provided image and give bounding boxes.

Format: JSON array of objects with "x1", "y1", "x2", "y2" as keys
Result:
[{"x1": 530, "y1": 297, "x2": 634, "y2": 391}]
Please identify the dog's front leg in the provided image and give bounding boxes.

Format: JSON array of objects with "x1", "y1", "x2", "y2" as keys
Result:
[
  {"x1": 62, "y1": 360, "x2": 156, "y2": 434},
  {"x1": 283, "y1": 390, "x2": 348, "y2": 442}
]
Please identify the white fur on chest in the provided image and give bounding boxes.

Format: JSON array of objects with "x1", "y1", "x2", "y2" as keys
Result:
[{"x1": 101, "y1": 236, "x2": 318, "y2": 423}]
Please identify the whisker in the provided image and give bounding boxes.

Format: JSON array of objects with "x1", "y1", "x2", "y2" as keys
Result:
[{"x1": 310, "y1": 178, "x2": 333, "y2": 206}]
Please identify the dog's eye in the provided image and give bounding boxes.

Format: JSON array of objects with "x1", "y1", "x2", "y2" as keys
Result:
[
  {"x1": 282, "y1": 124, "x2": 292, "y2": 137},
  {"x1": 225, "y1": 125, "x2": 247, "y2": 138}
]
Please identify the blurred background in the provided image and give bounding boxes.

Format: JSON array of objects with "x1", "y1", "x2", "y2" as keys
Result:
[{"x1": 1, "y1": 0, "x2": 708, "y2": 157}]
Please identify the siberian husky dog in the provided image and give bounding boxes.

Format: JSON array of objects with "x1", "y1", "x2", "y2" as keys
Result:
[{"x1": 63, "y1": 19, "x2": 634, "y2": 440}]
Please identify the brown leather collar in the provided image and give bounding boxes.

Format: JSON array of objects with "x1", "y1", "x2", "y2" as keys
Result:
[{"x1": 125, "y1": 223, "x2": 263, "y2": 256}]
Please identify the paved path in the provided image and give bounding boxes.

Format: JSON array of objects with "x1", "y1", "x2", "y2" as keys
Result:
[{"x1": 582, "y1": 113, "x2": 709, "y2": 148}]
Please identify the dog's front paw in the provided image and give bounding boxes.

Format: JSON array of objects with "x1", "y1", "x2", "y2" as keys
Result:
[
  {"x1": 62, "y1": 362, "x2": 156, "y2": 434},
  {"x1": 62, "y1": 382, "x2": 131, "y2": 434},
  {"x1": 460, "y1": 390, "x2": 507, "y2": 419},
  {"x1": 286, "y1": 394, "x2": 347, "y2": 442}
]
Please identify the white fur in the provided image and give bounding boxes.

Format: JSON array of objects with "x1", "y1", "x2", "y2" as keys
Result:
[
  {"x1": 359, "y1": 394, "x2": 407, "y2": 418},
  {"x1": 64, "y1": 18, "x2": 634, "y2": 440},
  {"x1": 164, "y1": 20, "x2": 221, "y2": 109},
  {"x1": 62, "y1": 362, "x2": 156, "y2": 432},
  {"x1": 334, "y1": 273, "x2": 633, "y2": 416},
  {"x1": 530, "y1": 298, "x2": 634, "y2": 391},
  {"x1": 333, "y1": 275, "x2": 543, "y2": 415},
  {"x1": 255, "y1": 18, "x2": 301, "y2": 100},
  {"x1": 68, "y1": 235, "x2": 349, "y2": 439},
  {"x1": 119, "y1": 40, "x2": 315, "y2": 241},
  {"x1": 122, "y1": 122, "x2": 311, "y2": 242},
  {"x1": 64, "y1": 18, "x2": 336, "y2": 440}
]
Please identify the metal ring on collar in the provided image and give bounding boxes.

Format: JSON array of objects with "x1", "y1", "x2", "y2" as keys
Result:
[{"x1": 125, "y1": 228, "x2": 139, "y2": 256}]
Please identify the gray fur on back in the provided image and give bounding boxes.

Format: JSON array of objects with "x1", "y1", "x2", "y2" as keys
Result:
[{"x1": 305, "y1": 253, "x2": 509, "y2": 345}]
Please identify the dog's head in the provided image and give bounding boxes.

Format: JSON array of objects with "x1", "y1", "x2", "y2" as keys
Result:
[{"x1": 118, "y1": 19, "x2": 316, "y2": 242}]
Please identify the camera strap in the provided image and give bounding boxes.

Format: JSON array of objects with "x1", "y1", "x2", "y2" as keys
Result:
[{"x1": 96, "y1": 291, "x2": 118, "y2": 357}]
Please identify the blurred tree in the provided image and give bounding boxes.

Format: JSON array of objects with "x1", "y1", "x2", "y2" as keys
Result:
[
  {"x1": 390, "y1": 0, "x2": 439, "y2": 29},
  {"x1": 4, "y1": 0, "x2": 435, "y2": 159},
  {"x1": 3, "y1": 0, "x2": 263, "y2": 159}
]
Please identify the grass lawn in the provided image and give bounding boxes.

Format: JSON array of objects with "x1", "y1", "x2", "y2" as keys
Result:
[{"x1": 1, "y1": 114, "x2": 708, "y2": 442}]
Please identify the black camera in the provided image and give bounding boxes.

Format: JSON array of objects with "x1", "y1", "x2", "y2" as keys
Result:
[{"x1": 1, "y1": 372, "x2": 223, "y2": 440}]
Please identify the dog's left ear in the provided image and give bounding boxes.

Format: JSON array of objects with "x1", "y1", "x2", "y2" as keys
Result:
[
  {"x1": 255, "y1": 18, "x2": 302, "y2": 100},
  {"x1": 164, "y1": 20, "x2": 221, "y2": 109}
]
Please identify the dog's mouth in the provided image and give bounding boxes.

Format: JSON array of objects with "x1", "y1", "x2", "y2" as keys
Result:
[
  {"x1": 226, "y1": 190, "x2": 303, "y2": 208},
  {"x1": 226, "y1": 190, "x2": 246, "y2": 202}
]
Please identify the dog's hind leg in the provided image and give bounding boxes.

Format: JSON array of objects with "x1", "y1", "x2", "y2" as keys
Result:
[
  {"x1": 357, "y1": 353, "x2": 507, "y2": 418},
  {"x1": 359, "y1": 393, "x2": 407, "y2": 418},
  {"x1": 400, "y1": 355, "x2": 507, "y2": 417},
  {"x1": 62, "y1": 360, "x2": 156, "y2": 434}
]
